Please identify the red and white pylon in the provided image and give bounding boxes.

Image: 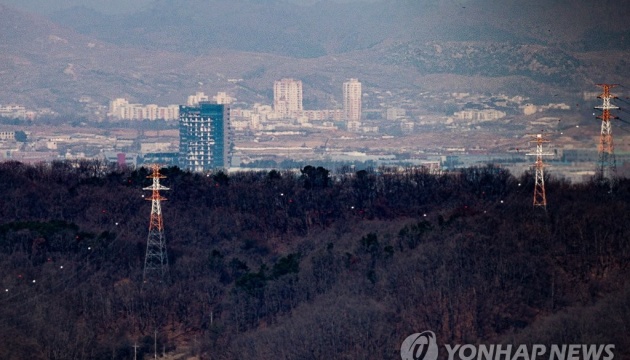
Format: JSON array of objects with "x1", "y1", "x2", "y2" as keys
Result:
[
  {"x1": 594, "y1": 84, "x2": 619, "y2": 185},
  {"x1": 526, "y1": 134, "x2": 553, "y2": 210},
  {"x1": 143, "y1": 164, "x2": 170, "y2": 282}
]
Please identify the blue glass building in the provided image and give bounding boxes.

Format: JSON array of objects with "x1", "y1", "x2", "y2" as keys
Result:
[{"x1": 179, "y1": 102, "x2": 231, "y2": 172}]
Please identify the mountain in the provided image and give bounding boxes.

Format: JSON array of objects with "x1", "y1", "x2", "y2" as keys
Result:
[
  {"x1": 0, "y1": 3, "x2": 428, "y2": 112},
  {"x1": 0, "y1": 4, "x2": 186, "y2": 110},
  {"x1": 48, "y1": 0, "x2": 630, "y2": 57},
  {"x1": 0, "y1": 0, "x2": 629, "y2": 114},
  {"x1": 49, "y1": 0, "x2": 413, "y2": 58}
]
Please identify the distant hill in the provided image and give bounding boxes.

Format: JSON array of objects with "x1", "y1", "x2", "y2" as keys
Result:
[
  {"x1": 0, "y1": 1, "x2": 629, "y2": 113},
  {"x1": 49, "y1": 0, "x2": 416, "y2": 57},
  {"x1": 0, "y1": 4, "x2": 160, "y2": 110},
  {"x1": 48, "y1": 0, "x2": 630, "y2": 57}
]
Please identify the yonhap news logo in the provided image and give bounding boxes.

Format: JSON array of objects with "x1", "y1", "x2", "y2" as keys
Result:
[
  {"x1": 401, "y1": 330, "x2": 616, "y2": 360},
  {"x1": 400, "y1": 331, "x2": 439, "y2": 360}
]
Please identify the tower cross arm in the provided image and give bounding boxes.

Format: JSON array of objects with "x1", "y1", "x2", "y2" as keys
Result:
[
  {"x1": 525, "y1": 152, "x2": 554, "y2": 156},
  {"x1": 143, "y1": 184, "x2": 170, "y2": 191},
  {"x1": 594, "y1": 104, "x2": 620, "y2": 110}
]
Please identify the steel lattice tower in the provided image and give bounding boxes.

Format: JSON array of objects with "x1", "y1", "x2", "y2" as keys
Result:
[
  {"x1": 143, "y1": 165, "x2": 170, "y2": 282},
  {"x1": 526, "y1": 134, "x2": 553, "y2": 210},
  {"x1": 594, "y1": 84, "x2": 619, "y2": 185}
]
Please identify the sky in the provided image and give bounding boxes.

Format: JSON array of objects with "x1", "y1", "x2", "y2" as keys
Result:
[
  {"x1": 0, "y1": 0, "x2": 156, "y2": 14},
  {"x1": 0, "y1": 0, "x2": 382, "y2": 15}
]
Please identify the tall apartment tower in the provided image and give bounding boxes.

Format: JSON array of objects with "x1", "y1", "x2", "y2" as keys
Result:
[
  {"x1": 179, "y1": 102, "x2": 231, "y2": 172},
  {"x1": 274, "y1": 78, "x2": 303, "y2": 118},
  {"x1": 343, "y1": 78, "x2": 362, "y2": 123}
]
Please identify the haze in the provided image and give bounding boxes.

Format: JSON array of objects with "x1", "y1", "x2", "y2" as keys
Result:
[{"x1": 0, "y1": 0, "x2": 381, "y2": 15}]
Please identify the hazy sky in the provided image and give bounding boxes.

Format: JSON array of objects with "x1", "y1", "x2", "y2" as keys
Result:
[
  {"x1": 0, "y1": 0, "x2": 382, "y2": 15},
  {"x1": 0, "y1": 0, "x2": 157, "y2": 14}
]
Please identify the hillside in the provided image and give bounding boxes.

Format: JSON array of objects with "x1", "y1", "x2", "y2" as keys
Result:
[
  {"x1": 49, "y1": 0, "x2": 630, "y2": 57},
  {"x1": 0, "y1": 4, "x2": 189, "y2": 110},
  {"x1": 0, "y1": 161, "x2": 628, "y2": 359},
  {"x1": 0, "y1": 4, "x2": 420, "y2": 112},
  {"x1": 1, "y1": 1, "x2": 629, "y2": 114}
]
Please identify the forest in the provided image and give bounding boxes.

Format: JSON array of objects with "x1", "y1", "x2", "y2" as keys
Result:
[{"x1": 0, "y1": 160, "x2": 628, "y2": 359}]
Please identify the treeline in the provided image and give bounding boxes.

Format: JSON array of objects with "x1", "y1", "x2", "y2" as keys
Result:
[{"x1": 0, "y1": 160, "x2": 628, "y2": 359}]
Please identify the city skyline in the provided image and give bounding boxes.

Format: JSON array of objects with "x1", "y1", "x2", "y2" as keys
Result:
[
  {"x1": 0, "y1": 0, "x2": 627, "y2": 180},
  {"x1": 0, "y1": 0, "x2": 627, "y2": 117}
]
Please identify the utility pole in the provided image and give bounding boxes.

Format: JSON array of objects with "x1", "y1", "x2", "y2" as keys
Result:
[
  {"x1": 133, "y1": 343, "x2": 139, "y2": 360},
  {"x1": 526, "y1": 134, "x2": 553, "y2": 210},
  {"x1": 143, "y1": 164, "x2": 170, "y2": 282},
  {"x1": 594, "y1": 84, "x2": 619, "y2": 187}
]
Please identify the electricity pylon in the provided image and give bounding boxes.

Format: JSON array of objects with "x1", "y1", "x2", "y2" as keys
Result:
[
  {"x1": 594, "y1": 84, "x2": 619, "y2": 187},
  {"x1": 143, "y1": 164, "x2": 170, "y2": 282},
  {"x1": 526, "y1": 134, "x2": 553, "y2": 210}
]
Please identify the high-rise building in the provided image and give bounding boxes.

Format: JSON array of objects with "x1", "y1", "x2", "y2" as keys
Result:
[
  {"x1": 343, "y1": 78, "x2": 362, "y2": 123},
  {"x1": 179, "y1": 102, "x2": 231, "y2": 172},
  {"x1": 273, "y1": 78, "x2": 303, "y2": 118}
]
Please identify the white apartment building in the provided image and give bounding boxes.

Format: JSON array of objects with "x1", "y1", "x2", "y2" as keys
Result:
[
  {"x1": 214, "y1": 92, "x2": 234, "y2": 105},
  {"x1": 274, "y1": 78, "x2": 303, "y2": 118},
  {"x1": 158, "y1": 105, "x2": 180, "y2": 120},
  {"x1": 187, "y1": 92, "x2": 209, "y2": 106},
  {"x1": 108, "y1": 98, "x2": 129, "y2": 116},
  {"x1": 347, "y1": 120, "x2": 361, "y2": 132},
  {"x1": 0, "y1": 105, "x2": 34, "y2": 119},
  {"x1": 0, "y1": 131, "x2": 15, "y2": 140},
  {"x1": 343, "y1": 78, "x2": 362, "y2": 123},
  {"x1": 108, "y1": 98, "x2": 179, "y2": 121},
  {"x1": 145, "y1": 104, "x2": 158, "y2": 120},
  {"x1": 301, "y1": 109, "x2": 345, "y2": 121},
  {"x1": 386, "y1": 107, "x2": 406, "y2": 121},
  {"x1": 453, "y1": 109, "x2": 506, "y2": 122},
  {"x1": 521, "y1": 103, "x2": 571, "y2": 115}
]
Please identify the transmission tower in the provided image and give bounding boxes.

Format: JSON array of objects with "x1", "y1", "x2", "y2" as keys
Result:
[
  {"x1": 594, "y1": 84, "x2": 619, "y2": 185},
  {"x1": 526, "y1": 134, "x2": 553, "y2": 210},
  {"x1": 143, "y1": 164, "x2": 170, "y2": 282}
]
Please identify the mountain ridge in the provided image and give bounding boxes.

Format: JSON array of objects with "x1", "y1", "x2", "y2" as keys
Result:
[
  {"x1": 0, "y1": 1, "x2": 629, "y2": 113},
  {"x1": 47, "y1": 0, "x2": 630, "y2": 56}
]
